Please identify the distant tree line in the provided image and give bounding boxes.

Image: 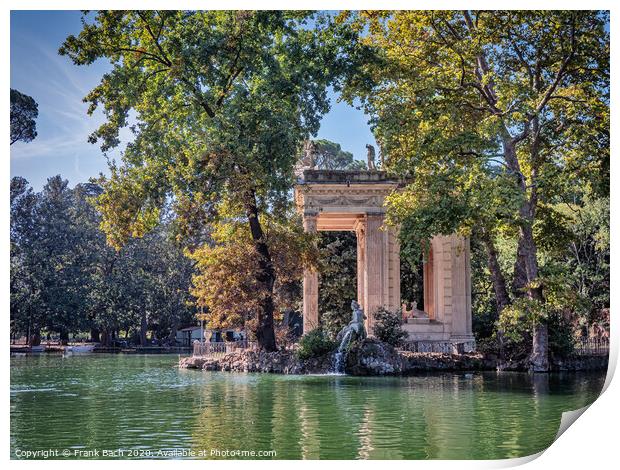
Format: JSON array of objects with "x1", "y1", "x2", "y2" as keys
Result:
[{"x1": 10, "y1": 175, "x2": 195, "y2": 346}]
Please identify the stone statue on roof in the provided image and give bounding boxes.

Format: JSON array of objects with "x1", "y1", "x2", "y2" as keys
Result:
[{"x1": 366, "y1": 144, "x2": 376, "y2": 171}]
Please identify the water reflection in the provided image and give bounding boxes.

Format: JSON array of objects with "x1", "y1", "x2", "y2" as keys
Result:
[
  {"x1": 190, "y1": 372, "x2": 604, "y2": 459},
  {"x1": 11, "y1": 355, "x2": 605, "y2": 460}
]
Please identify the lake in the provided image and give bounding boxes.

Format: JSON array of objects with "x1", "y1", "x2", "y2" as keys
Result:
[{"x1": 10, "y1": 353, "x2": 606, "y2": 460}]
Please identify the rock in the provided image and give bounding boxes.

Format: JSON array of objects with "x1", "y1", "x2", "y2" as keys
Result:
[
  {"x1": 550, "y1": 354, "x2": 609, "y2": 371},
  {"x1": 345, "y1": 338, "x2": 404, "y2": 375},
  {"x1": 181, "y1": 349, "x2": 335, "y2": 375},
  {"x1": 178, "y1": 356, "x2": 210, "y2": 369}
]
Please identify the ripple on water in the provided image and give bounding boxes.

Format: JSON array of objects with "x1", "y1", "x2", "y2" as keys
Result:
[{"x1": 10, "y1": 355, "x2": 606, "y2": 460}]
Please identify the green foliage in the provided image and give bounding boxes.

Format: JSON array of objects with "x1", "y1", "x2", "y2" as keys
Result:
[
  {"x1": 188, "y1": 215, "x2": 317, "y2": 333},
  {"x1": 317, "y1": 232, "x2": 357, "y2": 338},
  {"x1": 339, "y1": 11, "x2": 609, "y2": 362},
  {"x1": 372, "y1": 307, "x2": 407, "y2": 347},
  {"x1": 296, "y1": 329, "x2": 336, "y2": 361},
  {"x1": 10, "y1": 176, "x2": 195, "y2": 344},
  {"x1": 311, "y1": 139, "x2": 366, "y2": 170},
  {"x1": 10, "y1": 88, "x2": 38, "y2": 145},
  {"x1": 59, "y1": 11, "x2": 347, "y2": 249},
  {"x1": 547, "y1": 312, "x2": 575, "y2": 357}
]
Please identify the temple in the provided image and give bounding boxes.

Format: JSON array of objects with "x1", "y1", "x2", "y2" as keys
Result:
[{"x1": 294, "y1": 170, "x2": 475, "y2": 352}]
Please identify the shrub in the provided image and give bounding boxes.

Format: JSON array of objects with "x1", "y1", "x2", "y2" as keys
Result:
[
  {"x1": 295, "y1": 328, "x2": 336, "y2": 360},
  {"x1": 548, "y1": 311, "x2": 575, "y2": 357},
  {"x1": 373, "y1": 307, "x2": 408, "y2": 347}
]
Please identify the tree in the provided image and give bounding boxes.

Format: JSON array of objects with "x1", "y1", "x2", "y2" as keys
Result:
[
  {"x1": 10, "y1": 89, "x2": 38, "y2": 145},
  {"x1": 189, "y1": 215, "x2": 317, "y2": 338},
  {"x1": 10, "y1": 176, "x2": 196, "y2": 346},
  {"x1": 318, "y1": 231, "x2": 358, "y2": 338},
  {"x1": 60, "y1": 11, "x2": 349, "y2": 351},
  {"x1": 10, "y1": 177, "x2": 40, "y2": 344},
  {"x1": 311, "y1": 139, "x2": 366, "y2": 170},
  {"x1": 341, "y1": 11, "x2": 609, "y2": 370}
]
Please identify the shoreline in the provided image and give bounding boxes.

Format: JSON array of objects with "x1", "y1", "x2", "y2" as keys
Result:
[{"x1": 179, "y1": 340, "x2": 609, "y2": 375}]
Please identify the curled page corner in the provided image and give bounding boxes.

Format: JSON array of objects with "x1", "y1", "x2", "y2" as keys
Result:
[{"x1": 554, "y1": 405, "x2": 591, "y2": 442}]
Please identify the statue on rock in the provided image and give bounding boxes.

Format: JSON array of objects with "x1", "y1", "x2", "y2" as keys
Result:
[
  {"x1": 337, "y1": 300, "x2": 367, "y2": 346},
  {"x1": 366, "y1": 144, "x2": 376, "y2": 171}
]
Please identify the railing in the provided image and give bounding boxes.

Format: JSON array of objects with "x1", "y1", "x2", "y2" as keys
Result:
[
  {"x1": 573, "y1": 338, "x2": 609, "y2": 356},
  {"x1": 193, "y1": 340, "x2": 257, "y2": 357}
]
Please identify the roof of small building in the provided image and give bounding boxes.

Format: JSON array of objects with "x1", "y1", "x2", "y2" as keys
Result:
[{"x1": 178, "y1": 326, "x2": 202, "y2": 332}]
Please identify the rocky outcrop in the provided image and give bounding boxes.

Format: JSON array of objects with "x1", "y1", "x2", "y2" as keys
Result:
[
  {"x1": 179, "y1": 340, "x2": 608, "y2": 375},
  {"x1": 402, "y1": 351, "x2": 496, "y2": 371},
  {"x1": 550, "y1": 355, "x2": 609, "y2": 371},
  {"x1": 344, "y1": 338, "x2": 496, "y2": 375},
  {"x1": 179, "y1": 349, "x2": 335, "y2": 374},
  {"x1": 345, "y1": 338, "x2": 404, "y2": 375}
]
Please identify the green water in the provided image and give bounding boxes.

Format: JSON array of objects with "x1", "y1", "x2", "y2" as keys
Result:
[{"x1": 11, "y1": 354, "x2": 605, "y2": 460}]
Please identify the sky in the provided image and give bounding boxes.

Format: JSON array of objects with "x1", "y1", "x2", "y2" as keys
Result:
[{"x1": 10, "y1": 10, "x2": 377, "y2": 191}]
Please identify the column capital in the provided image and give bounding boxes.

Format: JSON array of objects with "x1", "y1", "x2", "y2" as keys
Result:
[{"x1": 353, "y1": 218, "x2": 366, "y2": 238}]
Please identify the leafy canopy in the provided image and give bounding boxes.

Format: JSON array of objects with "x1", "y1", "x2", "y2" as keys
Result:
[
  {"x1": 60, "y1": 11, "x2": 350, "y2": 248},
  {"x1": 10, "y1": 89, "x2": 38, "y2": 145},
  {"x1": 341, "y1": 11, "x2": 609, "y2": 260},
  {"x1": 188, "y1": 216, "x2": 318, "y2": 331}
]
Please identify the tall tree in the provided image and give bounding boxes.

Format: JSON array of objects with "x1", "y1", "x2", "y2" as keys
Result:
[
  {"x1": 342, "y1": 11, "x2": 609, "y2": 370},
  {"x1": 189, "y1": 216, "x2": 317, "y2": 336},
  {"x1": 10, "y1": 177, "x2": 41, "y2": 344},
  {"x1": 310, "y1": 139, "x2": 366, "y2": 170},
  {"x1": 10, "y1": 89, "x2": 38, "y2": 145},
  {"x1": 60, "y1": 11, "x2": 349, "y2": 351}
]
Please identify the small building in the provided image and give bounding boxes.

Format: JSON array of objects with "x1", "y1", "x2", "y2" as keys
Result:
[
  {"x1": 176, "y1": 326, "x2": 247, "y2": 347},
  {"x1": 176, "y1": 326, "x2": 204, "y2": 347}
]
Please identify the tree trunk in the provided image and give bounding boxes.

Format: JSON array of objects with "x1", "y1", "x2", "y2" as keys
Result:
[
  {"x1": 512, "y1": 238, "x2": 528, "y2": 298},
  {"x1": 482, "y1": 234, "x2": 511, "y2": 313},
  {"x1": 59, "y1": 330, "x2": 70, "y2": 346},
  {"x1": 481, "y1": 233, "x2": 510, "y2": 362},
  {"x1": 28, "y1": 330, "x2": 41, "y2": 347},
  {"x1": 530, "y1": 322, "x2": 549, "y2": 372},
  {"x1": 90, "y1": 328, "x2": 100, "y2": 343},
  {"x1": 168, "y1": 319, "x2": 178, "y2": 344},
  {"x1": 140, "y1": 312, "x2": 148, "y2": 347},
  {"x1": 245, "y1": 190, "x2": 277, "y2": 352},
  {"x1": 501, "y1": 133, "x2": 548, "y2": 371}
]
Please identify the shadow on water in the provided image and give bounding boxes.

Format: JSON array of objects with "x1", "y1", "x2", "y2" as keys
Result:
[{"x1": 11, "y1": 354, "x2": 605, "y2": 460}]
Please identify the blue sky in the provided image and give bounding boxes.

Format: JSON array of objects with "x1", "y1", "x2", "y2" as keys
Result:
[{"x1": 10, "y1": 10, "x2": 377, "y2": 191}]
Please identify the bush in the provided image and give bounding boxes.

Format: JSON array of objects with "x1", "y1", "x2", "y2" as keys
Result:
[
  {"x1": 295, "y1": 328, "x2": 336, "y2": 360},
  {"x1": 548, "y1": 311, "x2": 575, "y2": 357},
  {"x1": 373, "y1": 307, "x2": 408, "y2": 347}
]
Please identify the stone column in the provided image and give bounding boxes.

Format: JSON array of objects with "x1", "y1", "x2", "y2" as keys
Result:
[
  {"x1": 423, "y1": 243, "x2": 435, "y2": 319},
  {"x1": 363, "y1": 213, "x2": 386, "y2": 335},
  {"x1": 302, "y1": 212, "x2": 319, "y2": 334},
  {"x1": 449, "y1": 235, "x2": 473, "y2": 340},
  {"x1": 387, "y1": 228, "x2": 401, "y2": 310},
  {"x1": 354, "y1": 218, "x2": 366, "y2": 310}
]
